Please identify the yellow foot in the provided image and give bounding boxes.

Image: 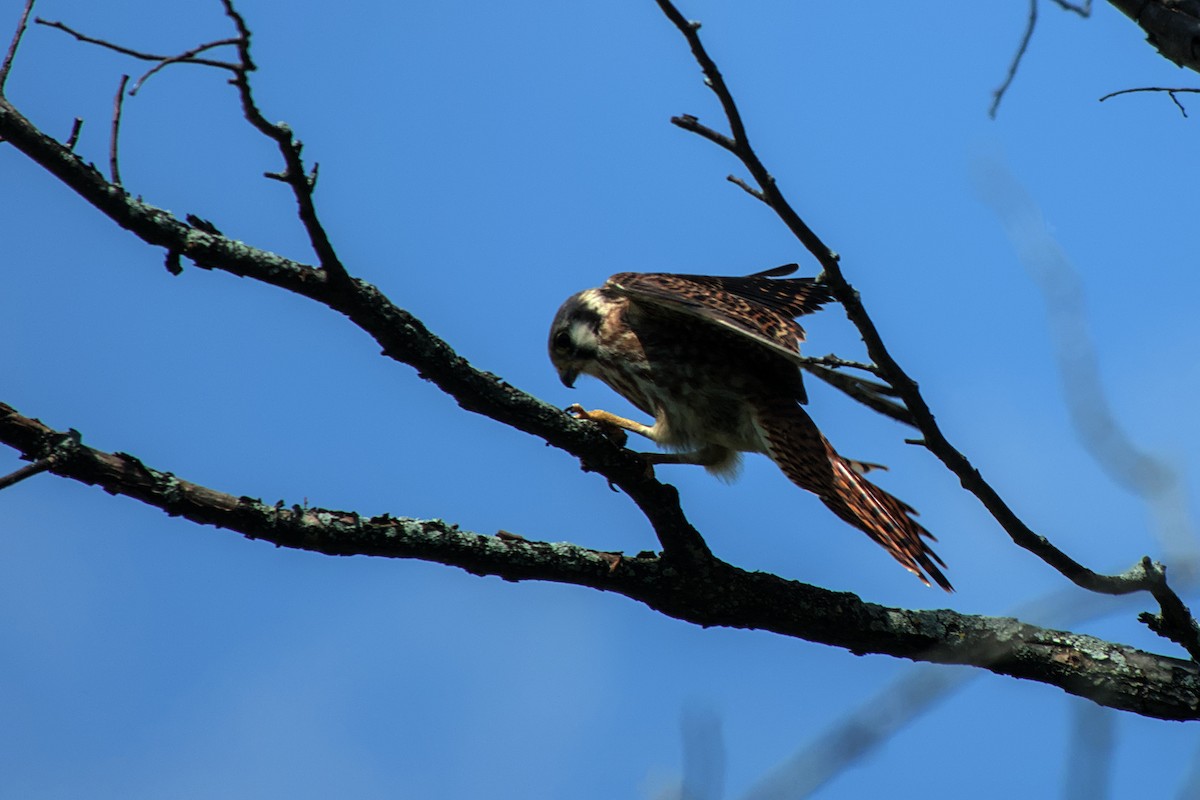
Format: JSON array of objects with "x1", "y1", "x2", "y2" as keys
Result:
[{"x1": 565, "y1": 404, "x2": 631, "y2": 448}]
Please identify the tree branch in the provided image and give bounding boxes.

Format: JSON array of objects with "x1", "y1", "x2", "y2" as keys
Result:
[
  {"x1": 1099, "y1": 86, "x2": 1200, "y2": 117},
  {"x1": 0, "y1": 0, "x2": 34, "y2": 92},
  {"x1": 0, "y1": 82, "x2": 712, "y2": 565},
  {"x1": 991, "y1": 0, "x2": 1038, "y2": 119},
  {"x1": 653, "y1": 0, "x2": 1200, "y2": 658},
  {"x1": 1107, "y1": 0, "x2": 1200, "y2": 74},
  {"x1": 33, "y1": 17, "x2": 238, "y2": 72},
  {"x1": 108, "y1": 73, "x2": 128, "y2": 186},
  {"x1": 1, "y1": 399, "x2": 1197, "y2": 720}
]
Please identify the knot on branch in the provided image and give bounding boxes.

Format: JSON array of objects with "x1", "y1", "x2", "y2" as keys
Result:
[{"x1": 36, "y1": 427, "x2": 82, "y2": 464}]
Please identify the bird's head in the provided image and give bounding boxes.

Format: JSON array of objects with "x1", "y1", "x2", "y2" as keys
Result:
[{"x1": 548, "y1": 289, "x2": 606, "y2": 388}]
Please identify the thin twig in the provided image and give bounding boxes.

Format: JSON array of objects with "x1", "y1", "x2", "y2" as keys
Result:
[
  {"x1": 35, "y1": 18, "x2": 237, "y2": 72},
  {"x1": 109, "y1": 74, "x2": 129, "y2": 186},
  {"x1": 672, "y1": 113, "x2": 738, "y2": 153},
  {"x1": 0, "y1": 426, "x2": 80, "y2": 491},
  {"x1": 64, "y1": 116, "x2": 82, "y2": 150},
  {"x1": 1049, "y1": 0, "x2": 1092, "y2": 17},
  {"x1": 1099, "y1": 86, "x2": 1200, "y2": 118},
  {"x1": 0, "y1": 456, "x2": 53, "y2": 490},
  {"x1": 218, "y1": 0, "x2": 349, "y2": 284},
  {"x1": 798, "y1": 354, "x2": 880, "y2": 374},
  {"x1": 36, "y1": 5, "x2": 349, "y2": 283},
  {"x1": 726, "y1": 174, "x2": 766, "y2": 203},
  {"x1": 801, "y1": 364, "x2": 913, "y2": 426},
  {"x1": 0, "y1": 0, "x2": 35, "y2": 93},
  {"x1": 991, "y1": 0, "x2": 1038, "y2": 119},
  {"x1": 129, "y1": 37, "x2": 239, "y2": 95}
]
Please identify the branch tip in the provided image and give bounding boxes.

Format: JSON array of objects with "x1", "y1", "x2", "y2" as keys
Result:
[
  {"x1": 64, "y1": 116, "x2": 82, "y2": 150},
  {"x1": 109, "y1": 74, "x2": 130, "y2": 186},
  {"x1": 0, "y1": 0, "x2": 36, "y2": 93}
]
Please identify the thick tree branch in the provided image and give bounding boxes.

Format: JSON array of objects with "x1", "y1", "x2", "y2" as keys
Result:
[
  {"x1": 654, "y1": 0, "x2": 1200, "y2": 658},
  {"x1": 1, "y1": 400, "x2": 1197, "y2": 720},
  {"x1": 1108, "y1": 0, "x2": 1200, "y2": 74}
]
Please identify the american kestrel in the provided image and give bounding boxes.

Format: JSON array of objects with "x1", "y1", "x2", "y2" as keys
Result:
[{"x1": 548, "y1": 265, "x2": 952, "y2": 591}]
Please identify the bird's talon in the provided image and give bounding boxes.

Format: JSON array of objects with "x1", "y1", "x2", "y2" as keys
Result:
[{"x1": 565, "y1": 404, "x2": 629, "y2": 447}]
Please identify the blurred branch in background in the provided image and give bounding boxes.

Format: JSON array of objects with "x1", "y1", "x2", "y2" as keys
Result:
[
  {"x1": 1064, "y1": 699, "x2": 1115, "y2": 800},
  {"x1": 721, "y1": 158, "x2": 1200, "y2": 798},
  {"x1": 971, "y1": 158, "x2": 1196, "y2": 561}
]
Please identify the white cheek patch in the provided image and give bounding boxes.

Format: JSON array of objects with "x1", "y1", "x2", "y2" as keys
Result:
[{"x1": 569, "y1": 321, "x2": 599, "y2": 353}]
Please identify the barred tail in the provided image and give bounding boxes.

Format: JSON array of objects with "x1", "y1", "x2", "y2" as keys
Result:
[{"x1": 754, "y1": 402, "x2": 953, "y2": 592}]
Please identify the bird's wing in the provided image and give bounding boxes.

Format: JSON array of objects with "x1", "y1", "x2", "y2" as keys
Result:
[{"x1": 606, "y1": 269, "x2": 831, "y2": 365}]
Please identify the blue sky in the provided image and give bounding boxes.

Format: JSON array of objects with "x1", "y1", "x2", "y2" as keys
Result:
[{"x1": 3, "y1": 1, "x2": 1199, "y2": 797}]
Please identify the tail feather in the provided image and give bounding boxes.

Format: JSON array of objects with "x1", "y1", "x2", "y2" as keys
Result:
[{"x1": 754, "y1": 401, "x2": 953, "y2": 592}]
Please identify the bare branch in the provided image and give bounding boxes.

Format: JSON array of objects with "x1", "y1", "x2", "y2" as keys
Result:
[
  {"x1": 671, "y1": 113, "x2": 738, "y2": 153},
  {"x1": 37, "y1": 5, "x2": 350, "y2": 284},
  {"x1": 64, "y1": 116, "x2": 82, "y2": 150},
  {"x1": 35, "y1": 17, "x2": 238, "y2": 72},
  {"x1": 129, "y1": 37, "x2": 239, "y2": 95},
  {"x1": 991, "y1": 0, "x2": 1092, "y2": 118},
  {"x1": 991, "y1": 0, "x2": 1038, "y2": 119},
  {"x1": 798, "y1": 354, "x2": 881, "y2": 375},
  {"x1": 1099, "y1": 86, "x2": 1200, "y2": 117},
  {"x1": 800, "y1": 363, "x2": 914, "y2": 426},
  {"x1": 0, "y1": 398, "x2": 1197, "y2": 719},
  {"x1": 216, "y1": 0, "x2": 349, "y2": 284},
  {"x1": 1108, "y1": 0, "x2": 1200, "y2": 74},
  {"x1": 1050, "y1": 0, "x2": 1092, "y2": 18},
  {"x1": 0, "y1": 457, "x2": 53, "y2": 490},
  {"x1": 726, "y1": 173, "x2": 766, "y2": 203},
  {"x1": 108, "y1": 74, "x2": 128, "y2": 186},
  {"x1": 0, "y1": 425, "x2": 79, "y2": 491},
  {"x1": 0, "y1": 0, "x2": 35, "y2": 93}
]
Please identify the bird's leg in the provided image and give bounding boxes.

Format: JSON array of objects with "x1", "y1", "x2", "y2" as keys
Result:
[
  {"x1": 566, "y1": 405, "x2": 734, "y2": 476},
  {"x1": 641, "y1": 447, "x2": 728, "y2": 468},
  {"x1": 565, "y1": 404, "x2": 654, "y2": 444}
]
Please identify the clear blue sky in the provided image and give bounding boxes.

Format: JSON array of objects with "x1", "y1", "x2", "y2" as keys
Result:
[{"x1": 3, "y1": 1, "x2": 1199, "y2": 797}]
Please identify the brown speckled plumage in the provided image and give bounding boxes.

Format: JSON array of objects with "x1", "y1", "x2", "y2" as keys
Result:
[{"x1": 548, "y1": 265, "x2": 951, "y2": 591}]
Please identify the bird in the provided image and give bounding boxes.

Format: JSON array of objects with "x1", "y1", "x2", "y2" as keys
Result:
[{"x1": 547, "y1": 264, "x2": 952, "y2": 591}]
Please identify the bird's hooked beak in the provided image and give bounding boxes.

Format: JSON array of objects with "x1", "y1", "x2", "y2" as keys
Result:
[{"x1": 558, "y1": 365, "x2": 580, "y2": 389}]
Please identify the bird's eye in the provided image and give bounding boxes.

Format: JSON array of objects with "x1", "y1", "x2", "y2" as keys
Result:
[{"x1": 552, "y1": 330, "x2": 572, "y2": 353}]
